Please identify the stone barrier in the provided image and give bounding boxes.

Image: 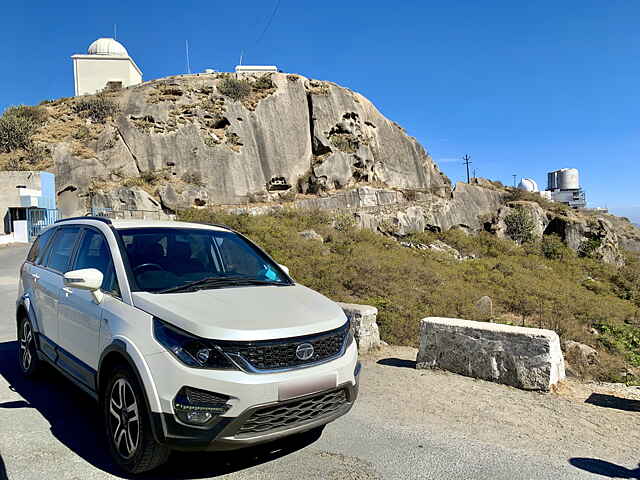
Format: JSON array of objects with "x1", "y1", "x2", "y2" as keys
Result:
[
  {"x1": 416, "y1": 317, "x2": 565, "y2": 391},
  {"x1": 338, "y1": 303, "x2": 382, "y2": 354}
]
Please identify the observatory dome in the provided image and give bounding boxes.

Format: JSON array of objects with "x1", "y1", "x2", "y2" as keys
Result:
[
  {"x1": 87, "y1": 38, "x2": 128, "y2": 56},
  {"x1": 518, "y1": 178, "x2": 539, "y2": 192}
]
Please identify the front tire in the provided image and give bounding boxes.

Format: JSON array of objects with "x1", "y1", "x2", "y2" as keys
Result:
[
  {"x1": 17, "y1": 316, "x2": 41, "y2": 377},
  {"x1": 103, "y1": 366, "x2": 169, "y2": 474}
]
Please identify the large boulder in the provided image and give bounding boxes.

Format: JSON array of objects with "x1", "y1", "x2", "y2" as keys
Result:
[
  {"x1": 43, "y1": 73, "x2": 450, "y2": 216},
  {"x1": 493, "y1": 201, "x2": 549, "y2": 240},
  {"x1": 544, "y1": 214, "x2": 624, "y2": 266},
  {"x1": 416, "y1": 317, "x2": 566, "y2": 391},
  {"x1": 429, "y1": 182, "x2": 508, "y2": 232}
]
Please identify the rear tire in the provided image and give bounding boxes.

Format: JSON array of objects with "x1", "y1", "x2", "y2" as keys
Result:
[
  {"x1": 102, "y1": 365, "x2": 170, "y2": 474},
  {"x1": 17, "y1": 316, "x2": 41, "y2": 377}
]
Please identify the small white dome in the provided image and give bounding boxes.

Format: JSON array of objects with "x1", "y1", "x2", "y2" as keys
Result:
[
  {"x1": 87, "y1": 38, "x2": 128, "y2": 56},
  {"x1": 518, "y1": 178, "x2": 539, "y2": 192}
]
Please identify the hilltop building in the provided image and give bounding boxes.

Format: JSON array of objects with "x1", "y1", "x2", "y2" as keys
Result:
[
  {"x1": 72, "y1": 38, "x2": 142, "y2": 96},
  {"x1": 546, "y1": 168, "x2": 586, "y2": 209}
]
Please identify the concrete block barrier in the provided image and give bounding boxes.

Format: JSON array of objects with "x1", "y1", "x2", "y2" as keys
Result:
[
  {"x1": 339, "y1": 303, "x2": 381, "y2": 354},
  {"x1": 416, "y1": 317, "x2": 565, "y2": 391}
]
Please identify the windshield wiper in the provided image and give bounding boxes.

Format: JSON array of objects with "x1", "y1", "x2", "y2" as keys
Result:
[{"x1": 158, "y1": 276, "x2": 287, "y2": 294}]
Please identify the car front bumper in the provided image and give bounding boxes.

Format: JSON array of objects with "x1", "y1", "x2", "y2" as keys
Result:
[{"x1": 145, "y1": 342, "x2": 360, "y2": 451}]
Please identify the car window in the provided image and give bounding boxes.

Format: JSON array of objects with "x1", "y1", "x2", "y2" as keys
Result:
[
  {"x1": 44, "y1": 227, "x2": 81, "y2": 273},
  {"x1": 216, "y1": 235, "x2": 264, "y2": 277},
  {"x1": 73, "y1": 229, "x2": 121, "y2": 297},
  {"x1": 26, "y1": 228, "x2": 55, "y2": 264},
  {"x1": 118, "y1": 227, "x2": 289, "y2": 292}
]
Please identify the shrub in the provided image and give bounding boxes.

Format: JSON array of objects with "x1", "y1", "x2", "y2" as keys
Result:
[
  {"x1": 253, "y1": 75, "x2": 274, "y2": 90},
  {"x1": 504, "y1": 208, "x2": 535, "y2": 244},
  {"x1": 541, "y1": 234, "x2": 573, "y2": 260},
  {"x1": 72, "y1": 93, "x2": 119, "y2": 123},
  {"x1": 329, "y1": 133, "x2": 359, "y2": 153},
  {"x1": 5, "y1": 105, "x2": 49, "y2": 125},
  {"x1": 578, "y1": 238, "x2": 602, "y2": 258},
  {"x1": 0, "y1": 105, "x2": 48, "y2": 152},
  {"x1": 182, "y1": 171, "x2": 205, "y2": 186},
  {"x1": 140, "y1": 169, "x2": 169, "y2": 185},
  {"x1": 217, "y1": 78, "x2": 252, "y2": 101},
  {"x1": 0, "y1": 115, "x2": 34, "y2": 152},
  {"x1": 594, "y1": 321, "x2": 640, "y2": 367}
]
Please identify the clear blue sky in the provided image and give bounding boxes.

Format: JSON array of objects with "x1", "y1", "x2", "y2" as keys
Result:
[{"x1": 3, "y1": 1, "x2": 638, "y2": 221}]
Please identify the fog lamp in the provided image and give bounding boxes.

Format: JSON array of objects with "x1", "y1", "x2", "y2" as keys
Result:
[{"x1": 173, "y1": 386, "x2": 231, "y2": 426}]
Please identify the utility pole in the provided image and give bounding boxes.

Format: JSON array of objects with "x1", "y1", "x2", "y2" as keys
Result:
[
  {"x1": 512, "y1": 174, "x2": 517, "y2": 187},
  {"x1": 473, "y1": 168, "x2": 477, "y2": 180},
  {"x1": 463, "y1": 155, "x2": 472, "y2": 184}
]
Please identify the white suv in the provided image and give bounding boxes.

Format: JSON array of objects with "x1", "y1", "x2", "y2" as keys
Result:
[{"x1": 16, "y1": 217, "x2": 360, "y2": 474}]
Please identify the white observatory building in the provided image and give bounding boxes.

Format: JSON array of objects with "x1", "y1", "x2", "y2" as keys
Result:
[
  {"x1": 517, "y1": 178, "x2": 539, "y2": 193},
  {"x1": 546, "y1": 168, "x2": 586, "y2": 209},
  {"x1": 72, "y1": 38, "x2": 142, "y2": 96}
]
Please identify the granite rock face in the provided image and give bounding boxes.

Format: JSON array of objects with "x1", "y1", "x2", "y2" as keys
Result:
[
  {"x1": 338, "y1": 302, "x2": 382, "y2": 354},
  {"x1": 47, "y1": 73, "x2": 449, "y2": 217},
  {"x1": 416, "y1": 317, "x2": 566, "y2": 391}
]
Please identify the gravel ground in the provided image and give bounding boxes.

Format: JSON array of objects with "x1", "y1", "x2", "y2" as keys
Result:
[{"x1": 0, "y1": 243, "x2": 638, "y2": 479}]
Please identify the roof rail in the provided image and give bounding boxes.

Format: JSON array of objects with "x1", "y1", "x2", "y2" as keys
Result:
[{"x1": 55, "y1": 216, "x2": 113, "y2": 225}]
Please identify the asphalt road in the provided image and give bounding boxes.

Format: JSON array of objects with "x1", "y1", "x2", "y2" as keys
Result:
[{"x1": 0, "y1": 243, "x2": 634, "y2": 479}]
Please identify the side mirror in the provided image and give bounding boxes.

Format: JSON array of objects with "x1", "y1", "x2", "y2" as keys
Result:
[
  {"x1": 64, "y1": 268, "x2": 104, "y2": 303},
  {"x1": 278, "y1": 264, "x2": 290, "y2": 275}
]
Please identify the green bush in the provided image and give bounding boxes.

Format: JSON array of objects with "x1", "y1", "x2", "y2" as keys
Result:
[
  {"x1": 594, "y1": 321, "x2": 640, "y2": 367},
  {"x1": 578, "y1": 238, "x2": 602, "y2": 259},
  {"x1": 541, "y1": 234, "x2": 573, "y2": 260},
  {"x1": 504, "y1": 208, "x2": 535, "y2": 244},
  {"x1": 0, "y1": 105, "x2": 49, "y2": 153},
  {"x1": 217, "y1": 78, "x2": 252, "y2": 101},
  {"x1": 253, "y1": 75, "x2": 274, "y2": 90},
  {"x1": 72, "y1": 94, "x2": 119, "y2": 123}
]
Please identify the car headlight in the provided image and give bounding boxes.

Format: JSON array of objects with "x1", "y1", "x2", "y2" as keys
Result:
[{"x1": 153, "y1": 317, "x2": 238, "y2": 370}]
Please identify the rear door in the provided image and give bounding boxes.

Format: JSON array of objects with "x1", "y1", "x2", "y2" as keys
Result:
[
  {"x1": 36, "y1": 226, "x2": 81, "y2": 358},
  {"x1": 21, "y1": 227, "x2": 56, "y2": 334},
  {"x1": 57, "y1": 227, "x2": 121, "y2": 383}
]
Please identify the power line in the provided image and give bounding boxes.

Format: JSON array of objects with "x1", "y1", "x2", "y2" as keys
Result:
[
  {"x1": 241, "y1": 0, "x2": 282, "y2": 63},
  {"x1": 255, "y1": 0, "x2": 282, "y2": 46}
]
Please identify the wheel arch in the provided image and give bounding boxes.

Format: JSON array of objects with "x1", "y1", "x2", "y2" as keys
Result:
[
  {"x1": 98, "y1": 340, "x2": 165, "y2": 443},
  {"x1": 16, "y1": 303, "x2": 28, "y2": 335}
]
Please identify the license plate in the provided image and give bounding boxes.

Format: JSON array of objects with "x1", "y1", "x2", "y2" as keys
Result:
[{"x1": 278, "y1": 373, "x2": 337, "y2": 401}]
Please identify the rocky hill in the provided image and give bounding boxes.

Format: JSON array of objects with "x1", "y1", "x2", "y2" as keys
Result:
[{"x1": 2, "y1": 71, "x2": 639, "y2": 263}]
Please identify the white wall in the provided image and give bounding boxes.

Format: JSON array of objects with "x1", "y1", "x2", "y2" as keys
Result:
[{"x1": 73, "y1": 55, "x2": 142, "y2": 96}]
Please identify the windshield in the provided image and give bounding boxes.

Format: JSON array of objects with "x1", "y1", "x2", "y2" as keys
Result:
[{"x1": 117, "y1": 227, "x2": 291, "y2": 292}]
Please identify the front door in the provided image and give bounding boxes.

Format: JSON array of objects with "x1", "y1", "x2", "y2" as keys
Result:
[{"x1": 57, "y1": 227, "x2": 120, "y2": 387}]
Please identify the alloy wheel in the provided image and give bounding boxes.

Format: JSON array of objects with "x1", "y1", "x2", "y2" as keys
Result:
[
  {"x1": 19, "y1": 321, "x2": 33, "y2": 371},
  {"x1": 109, "y1": 378, "x2": 140, "y2": 460}
]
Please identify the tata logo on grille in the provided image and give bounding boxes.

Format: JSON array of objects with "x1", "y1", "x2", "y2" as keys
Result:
[{"x1": 295, "y1": 343, "x2": 314, "y2": 361}]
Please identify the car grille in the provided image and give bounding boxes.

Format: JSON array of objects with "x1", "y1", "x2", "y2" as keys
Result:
[
  {"x1": 238, "y1": 389, "x2": 348, "y2": 435},
  {"x1": 220, "y1": 323, "x2": 348, "y2": 371}
]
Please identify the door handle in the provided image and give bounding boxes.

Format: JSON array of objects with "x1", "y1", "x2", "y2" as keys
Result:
[
  {"x1": 62, "y1": 287, "x2": 73, "y2": 295},
  {"x1": 31, "y1": 273, "x2": 40, "y2": 281}
]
